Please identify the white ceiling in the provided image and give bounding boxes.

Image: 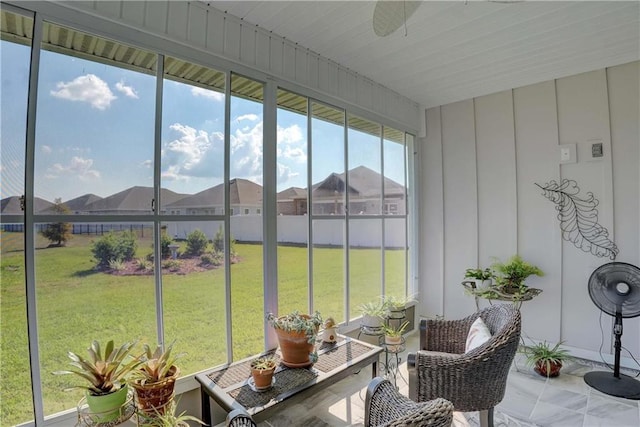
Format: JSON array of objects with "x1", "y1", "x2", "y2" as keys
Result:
[{"x1": 210, "y1": 1, "x2": 640, "y2": 108}]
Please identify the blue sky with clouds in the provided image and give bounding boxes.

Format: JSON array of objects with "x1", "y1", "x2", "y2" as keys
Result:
[{"x1": 1, "y1": 39, "x2": 405, "y2": 203}]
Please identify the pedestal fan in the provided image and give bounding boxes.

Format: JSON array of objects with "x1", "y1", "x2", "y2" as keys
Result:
[{"x1": 584, "y1": 262, "x2": 640, "y2": 399}]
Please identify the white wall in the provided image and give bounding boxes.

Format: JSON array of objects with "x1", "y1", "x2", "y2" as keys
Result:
[{"x1": 418, "y1": 61, "x2": 640, "y2": 363}]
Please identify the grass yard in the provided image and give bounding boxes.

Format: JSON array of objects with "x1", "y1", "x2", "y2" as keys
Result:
[{"x1": 1, "y1": 229, "x2": 406, "y2": 426}]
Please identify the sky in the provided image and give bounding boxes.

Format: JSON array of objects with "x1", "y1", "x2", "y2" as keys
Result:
[{"x1": 0, "y1": 37, "x2": 406, "y2": 204}]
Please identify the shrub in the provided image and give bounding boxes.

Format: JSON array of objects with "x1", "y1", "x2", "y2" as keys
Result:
[
  {"x1": 40, "y1": 198, "x2": 72, "y2": 246},
  {"x1": 160, "y1": 232, "x2": 173, "y2": 259},
  {"x1": 186, "y1": 229, "x2": 208, "y2": 256},
  {"x1": 162, "y1": 260, "x2": 181, "y2": 272},
  {"x1": 213, "y1": 225, "x2": 237, "y2": 255},
  {"x1": 91, "y1": 231, "x2": 138, "y2": 268},
  {"x1": 108, "y1": 259, "x2": 125, "y2": 271},
  {"x1": 200, "y1": 252, "x2": 222, "y2": 267},
  {"x1": 136, "y1": 258, "x2": 152, "y2": 271}
]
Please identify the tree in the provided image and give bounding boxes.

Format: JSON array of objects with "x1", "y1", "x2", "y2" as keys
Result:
[{"x1": 40, "y1": 199, "x2": 72, "y2": 246}]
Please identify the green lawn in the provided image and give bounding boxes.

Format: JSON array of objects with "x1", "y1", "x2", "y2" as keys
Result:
[{"x1": 0, "y1": 230, "x2": 406, "y2": 426}]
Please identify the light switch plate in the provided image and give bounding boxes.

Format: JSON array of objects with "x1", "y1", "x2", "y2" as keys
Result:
[{"x1": 558, "y1": 143, "x2": 577, "y2": 164}]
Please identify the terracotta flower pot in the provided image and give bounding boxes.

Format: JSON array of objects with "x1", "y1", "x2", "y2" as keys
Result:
[
  {"x1": 534, "y1": 360, "x2": 562, "y2": 377},
  {"x1": 131, "y1": 365, "x2": 180, "y2": 416},
  {"x1": 273, "y1": 315, "x2": 318, "y2": 368},
  {"x1": 385, "y1": 335, "x2": 402, "y2": 352},
  {"x1": 251, "y1": 364, "x2": 276, "y2": 389}
]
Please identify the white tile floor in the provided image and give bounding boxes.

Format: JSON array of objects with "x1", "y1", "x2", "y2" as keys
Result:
[{"x1": 258, "y1": 332, "x2": 640, "y2": 427}]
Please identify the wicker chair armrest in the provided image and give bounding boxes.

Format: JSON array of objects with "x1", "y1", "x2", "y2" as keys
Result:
[
  {"x1": 365, "y1": 377, "x2": 453, "y2": 427},
  {"x1": 226, "y1": 408, "x2": 257, "y2": 427}
]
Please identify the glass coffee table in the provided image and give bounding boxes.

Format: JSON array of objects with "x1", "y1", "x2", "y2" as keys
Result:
[{"x1": 195, "y1": 335, "x2": 382, "y2": 425}]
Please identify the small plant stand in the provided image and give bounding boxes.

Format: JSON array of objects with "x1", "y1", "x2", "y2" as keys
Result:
[
  {"x1": 462, "y1": 281, "x2": 542, "y2": 310},
  {"x1": 382, "y1": 336, "x2": 406, "y2": 388},
  {"x1": 76, "y1": 389, "x2": 137, "y2": 427}
]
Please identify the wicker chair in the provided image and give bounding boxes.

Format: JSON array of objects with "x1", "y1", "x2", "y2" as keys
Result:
[
  {"x1": 407, "y1": 304, "x2": 521, "y2": 427},
  {"x1": 365, "y1": 377, "x2": 454, "y2": 427},
  {"x1": 226, "y1": 408, "x2": 257, "y2": 427}
]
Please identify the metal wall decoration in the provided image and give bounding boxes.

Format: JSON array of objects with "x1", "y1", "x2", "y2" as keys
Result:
[{"x1": 536, "y1": 179, "x2": 618, "y2": 260}]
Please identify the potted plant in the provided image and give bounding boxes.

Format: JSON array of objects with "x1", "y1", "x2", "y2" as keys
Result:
[
  {"x1": 53, "y1": 340, "x2": 142, "y2": 422},
  {"x1": 491, "y1": 255, "x2": 543, "y2": 294},
  {"x1": 383, "y1": 320, "x2": 409, "y2": 352},
  {"x1": 249, "y1": 355, "x2": 278, "y2": 390},
  {"x1": 137, "y1": 400, "x2": 205, "y2": 427},
  {"x1": 130, "y1": 341, "x2": 182, "y2": 416},
  {"x1": 383, "y1": 294, "x2": 416, "y2": 320},
  {"x1": 267, "y1": 310, "x2": 323, "y2": 368},
  {"x1": 520, "y1": 339, "x2": 571, "y2": 377},
  {"x1": 463, "y1": 267, "x2": 494, "y2": 289},
  {"x1": 359, "y1": 300, "x2": 386, "y2": 330}
]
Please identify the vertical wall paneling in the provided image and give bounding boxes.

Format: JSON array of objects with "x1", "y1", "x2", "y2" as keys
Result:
[
  {"x1": 94, "y1": 0, "x2": 121, "y2": 19},
  {"x1": 206, "y1": 8, "x2": 224, "y2": 54},
  {"x1": 317, "y1": 58, "x2": 329, "y2": 93},
  {"x1": 514, "y1": 81, "x2": 562, "y2": 341},
  {"x1": 421, "y1": 107, "x2": 445, "y2": 318},
  {"x1": 223, "y1": 18, "x2": 241, "y2": 60},
  {"x1": 187, "y1": 2, "x2": 207, "y2": 47},
  {"x1": 474, "y1": 90, "x2": 518, "y2": 265},
  {"x1": 441, "y1": 100, "x2": 479, "y2": 319},
  {"x1": 307, "y1": 53, "x2": 319, "y2": 91},
  {"x1": 357, "y1": 78, "x2": 373, "y2": 112},
  {"x1": 269, "y1": 37, "x2": 284, "y2": 75},
  {"x1": 121, "y1": 1, "x2": 146, "y2": 27},
  {"x1": 255, "y1": 30, "x2": 271, "y2": 71},
  {"x1": 240, "y1": 24, "x2": 256, "y2": 66},
  {"x1": 295, "y1": 48, "x2": 308, "y2": 86},
  {"x1": 167, "y1": 1, "x2": 188, "y2": 41},
  {"x1": 556, "y1": 69, "x2": 614, "y2": 351},
  {"x1": 346, "y1": 72, "x2": 358, "y2": 104},
  {"x1": 607, "y1": 61, "x2": 640, "y2": 355},
  {"x1": 328, "y1": 62, "x2": 339, "y2": 97},
  {"x1": 338, "y1": 68, "x2": 348, "y2": 100},
  {"x1": 144, "y1": 0, "x2": 169, "y2": 34},
  {"x1": 282, "y1": 41, "x2": 296, "y2": 80}
]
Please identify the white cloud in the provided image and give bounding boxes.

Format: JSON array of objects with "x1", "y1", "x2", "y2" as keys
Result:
[
  {"x1": 277, "y1": 124, "x2": 306, "y2": 163},
  {"x1": 236, "y1": 114, "x2": 259, "y2": 122},
  {"x1": 140, "y1": 160, "x2": 152, "y2": 169},
  {"x1": 47, "y1": 156, "x2": 101, "y2": 181},
  {"x1": 191, "y1": 86, "x2": 224, "y2": 102},
  {"x1": 50, "y1": 74, "x2": 116, "y2": 110},
  {"x1": 41, "y1": 145, "x2": 52, "y2": 154},
  {"x1": 115, "y1": 80, "x2": 139, "y2": 99},
  {"x1": 161, "y1": 123, "x2": 224, "y2": 181}
]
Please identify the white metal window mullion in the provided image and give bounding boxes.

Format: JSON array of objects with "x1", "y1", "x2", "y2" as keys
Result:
[
  {"x1": 343, "y1": 111, "x2": 350, "y2": 325},
  {"x1": 380, "y1": 127, "x2": 386, "y2": 297},
  {"x1": 224, "y1": 72, "x2": 233, "y2": 363},
  {"x1": 307, "y1": 98, "x2": 314, "y2": 314},
  {"x1": 263, "y1": 78, "x2": 278, "y2": 351},
  {"x1": 153, "y1": 54, "x2": 165, "y2": 349},
  {"x1": 406, "y1": 133, "x2": 414, "y2": 297},
  {"x1": 24, "y1": 11, "x2": 45, "y2": 425}
]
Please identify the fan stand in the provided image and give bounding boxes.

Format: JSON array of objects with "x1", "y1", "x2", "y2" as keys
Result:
[{"x1": 584, "y1": 312, "x2": 640, "y2": 400}]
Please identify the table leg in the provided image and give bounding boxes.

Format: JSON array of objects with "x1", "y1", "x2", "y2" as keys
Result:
[
  {"x1": 201, "y1": 388, "x2": 211, "y2": 426},
  {"x1": 372, "y1": 360, "x2": 378, "y2": 378}
]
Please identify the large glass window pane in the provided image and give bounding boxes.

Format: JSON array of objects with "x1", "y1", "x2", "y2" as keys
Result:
[
  {"x1": 311, "y1": 102, "x2": 345, "y2": 215},
  {"x1": 0, "y1": 9, "x2": 34, "y2": 425},
  {"x1": 36, "y1": 223, "x2": 156, "y2": 416},
  {"x1": 349, "y1": 219, "x2": 382, "y2": 320},
  {"x1": 348, "y1": 115, "x2": 382, "y2": 216},
  {"x1": 384, "y1": 218, "x2": 407, "y2": 298},
  {"x1": 161, "y1": 57, "x2": 225, "y2": 213},
  {"x1": 34, "y1": 22, "x2": 156, "y2": 214},
  {"x1": 162, "y1": 221, "x2": 227, "y2": 372},
  {"x1": 277, "y1": 89, "x2": 308, "y2": 312},
  {"x1": 312, "y1": 219, "x2": 345, "y2": 323},
  {"x1": 230, "y1": 74, "x2": 264, "y2": 359},
  {"x1": 383, "y1": 128, "x2": 406, "y2": 216}
]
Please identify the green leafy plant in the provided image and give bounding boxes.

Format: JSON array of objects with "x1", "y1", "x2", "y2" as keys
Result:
[
  {"x1": 108, "y1": 259, "x2": 125, "y2": 271},
  {"x1": 359, "y1": 300, "x2": 387, "y2": 318},
  {"x1": 185, "y1": 229, "x2": 208, "y2": 256},
  {"x1": 136, "y1": 257, "x2": 152, "y2": 271},
  {"x1": 250, "y1": 355, "x2": 277, "y2": 371},
  {"x1": 53, "y1": 340, "x2": 142, "y2": 395},
  {"x1": 91, "y1": 231, "x2": 137, "y2": 268},
  {"x1": 383, "y1": 294, "x2": 417, "y2": 311},
  {"x1": 520, "y1": 339, "x2": 571, "y2": 377},
  {"x1": 383, "y1": 320, "x2": 409, "y2": 337},
  {"x1": 464, "y1": 268, "x2": 493, "y2": 281},
  {"x1": 267, "y1": 311, "x2": 322, "y2": 362},
  {"x1": 130, "y1": 341, "x2": 183, "y2": 386},
  {"x1": 40, "y1": 198, "x2": 72, "y2": 246},
  {"x1": 491, "y1": 255, "x2": 543, "y2": 290},
  {"x1": 137, "y1": 400, "x2": 204, "y2": 427}
]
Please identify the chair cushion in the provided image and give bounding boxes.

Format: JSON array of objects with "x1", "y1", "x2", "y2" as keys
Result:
[{"x1": 465, "y1": 317, "x2": 492, "y2": 352}]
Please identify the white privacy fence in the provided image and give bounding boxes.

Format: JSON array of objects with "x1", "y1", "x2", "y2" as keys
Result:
[{"x1": 165, "y1": 216, "x2": 407, "y2": 248}]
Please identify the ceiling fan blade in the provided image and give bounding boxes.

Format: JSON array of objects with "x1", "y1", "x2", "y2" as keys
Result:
[{"x1": 373, "y1": 1, "x2": 422, "y2": 37}]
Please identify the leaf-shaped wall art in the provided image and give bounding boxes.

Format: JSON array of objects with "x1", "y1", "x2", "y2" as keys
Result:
[{"x1": 536, "y1": 179, "x2": 618, "y2": 260}]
